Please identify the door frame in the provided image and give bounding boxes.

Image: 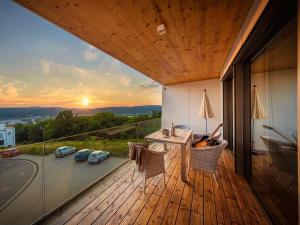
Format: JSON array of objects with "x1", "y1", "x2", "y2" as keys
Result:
[{"x1": 222, "y1": 72, "x2": 234, "y2": 151}]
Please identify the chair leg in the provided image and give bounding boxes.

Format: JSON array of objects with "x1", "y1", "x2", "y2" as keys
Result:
[
  {"x1": 213, "y1": 172, "x2": 219, "y2": 188},
  {"x1": 144, "y1": 178, "x2": 147, "y2": 192},
  {"x1": 131, "y1": 168, "x2": 135, "y2": 181},
  {"x1": 164, "y1": 143, "x2": 168, "y2": 151}
]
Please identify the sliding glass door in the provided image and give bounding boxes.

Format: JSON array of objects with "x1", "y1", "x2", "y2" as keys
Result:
[{"x1": 249, "y1": 22, "x2": 297, "y2": 224}]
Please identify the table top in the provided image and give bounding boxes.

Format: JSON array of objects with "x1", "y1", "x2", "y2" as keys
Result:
[{"x1": 145, "y1": 128, "x2": 192, "y2": 144}]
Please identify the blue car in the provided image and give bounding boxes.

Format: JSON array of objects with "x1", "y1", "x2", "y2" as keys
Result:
[
  {"x1": 55, "y1": 146, "x2": 76, "y2": 158},
  {"x1": 74, "y1": 149, "x2": 93, "y2": 162},
  {"x1": 88, "y1": 151, "x2": 110, "y2": 164}
]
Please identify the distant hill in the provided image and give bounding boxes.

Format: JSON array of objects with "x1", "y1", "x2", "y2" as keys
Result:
[
  {"x1": 0, "y1": 105, "x2": 162, "y2": 120},
  {"x1": 75, "y1": 105, "x2": 162, "y2": 116}
]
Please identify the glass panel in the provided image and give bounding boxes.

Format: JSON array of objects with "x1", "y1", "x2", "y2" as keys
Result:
[
  {"x1": 0, "y1": 143, "x2": 44, "y2": 225},
  {"x1": 0, "y1": 118, "x2": 161, "y2": 225},
  {"x1": 250, "y1": 22, "x2": 298, "y2": 224}
]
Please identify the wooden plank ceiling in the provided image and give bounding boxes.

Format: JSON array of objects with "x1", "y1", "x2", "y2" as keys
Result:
[{"x1": 15, "y1": 0, "x2": 254, "y2": 85}]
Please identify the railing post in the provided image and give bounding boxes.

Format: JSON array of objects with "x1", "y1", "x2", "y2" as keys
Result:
[
  {"x1": 136, "y1": 122, "x2": 139, "y2": 139},
  {"x1": 42, "y1": 126, "x2": 46, "y2": 216}
]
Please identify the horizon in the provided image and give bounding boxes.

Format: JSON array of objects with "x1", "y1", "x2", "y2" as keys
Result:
[
  {"x1": 0, "y1": 104, "x2": 162, "y2": 109},
  {"x1": 0, "y1": 1, "x2": 162, "y2": 108}
]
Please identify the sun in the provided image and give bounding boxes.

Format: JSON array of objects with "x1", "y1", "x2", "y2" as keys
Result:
[{"x1": 82, "y1": 97, "x2": 90, "y2": 107}]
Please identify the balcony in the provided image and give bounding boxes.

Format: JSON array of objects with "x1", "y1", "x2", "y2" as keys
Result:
[
  {"x1": 0, "y1": 118, "x2": 271, "y2": 225},
  {"x1": 42, "y1": 144, "x2": 270, "y2": 225},
  {"x1": 3, "y1": 0, "x2": 297, "y2": 224}
]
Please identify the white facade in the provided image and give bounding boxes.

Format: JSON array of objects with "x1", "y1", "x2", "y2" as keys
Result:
[
  {"x1": 0, "y1": 123, "x2": 16, "y2": 147},
  {"x1": 162, "y1": 79, "x2": 223, "y2": 135}
]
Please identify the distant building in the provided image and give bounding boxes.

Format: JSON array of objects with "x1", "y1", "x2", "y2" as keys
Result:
[{"x1": 0, "y1": 123, "x2": 16, "y2": 148}]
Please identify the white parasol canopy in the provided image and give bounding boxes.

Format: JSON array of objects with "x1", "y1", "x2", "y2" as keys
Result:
[
  {"x1": 251, "y1": 85, "x2": 266, "y2": 153},
  {"x1": 251, "y1": 85, "x2": 266, "y2": 119},
  {"x1": 198, "y1": 89, "x2": 214, "y2": 133}
]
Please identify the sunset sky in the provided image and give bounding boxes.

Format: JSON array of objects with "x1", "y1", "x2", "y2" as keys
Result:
[{"x1": 0, "y1": 1, "x2": 162, "y2": 108}]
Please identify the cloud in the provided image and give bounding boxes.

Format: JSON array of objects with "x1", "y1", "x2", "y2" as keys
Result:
[
  {"x1": 83, "y1": 44, "x2": 99, "y2": 62},
  {"x1": 0, "y1": 53, "x2": 163, "y2": 107},
  {"x1": 40, "y1": 59, "x2": 52, "y2": 74},
  {"x1": 0, "y1": 82, "x2": 21, "y2": 101},
  {"x1": 99, "y1": 57, "x2": 121, "y2": 73},
  {"x1": 139, "y1": 81, "x2": 161, "y2": 89},
  {"x1": 83, "y1": 49, "x2": 99, "y2": 62},
  {"x1": 73, "y1": 67, "x2": 87, "y2": 76},
  {"x1": 39, "y1": 59, "x2": 93, "y2": 78},
  {"x1": 38, "y1": 87, "x2": 74, "y2": 98},
  {"x1": 118, "y1": 75, "x2": 131, "y2": 86},
  {"x1": 6, "y1": 84, "x2": 19, "y2": 97}
]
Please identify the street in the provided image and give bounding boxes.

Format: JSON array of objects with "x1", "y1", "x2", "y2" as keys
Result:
[{"x1": 0, "y1": 153, "x2": 126, "y2": 225}]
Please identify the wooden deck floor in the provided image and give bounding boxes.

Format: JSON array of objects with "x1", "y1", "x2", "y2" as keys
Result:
[{"x1": 44, "y1": 144, "x2": 271, "y2": 225}]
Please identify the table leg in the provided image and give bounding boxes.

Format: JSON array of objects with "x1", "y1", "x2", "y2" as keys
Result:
[{"x1": 181, "y1": 143, "x2": 187, "y2": 181}]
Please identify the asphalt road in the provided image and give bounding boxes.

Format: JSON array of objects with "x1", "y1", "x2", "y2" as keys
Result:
[
  {"x1": 0, "y1": 153, "x2": 126, "y2": 225},
  {"x1": 0, "y1": 159, "x2": 36, "y2": 208}
]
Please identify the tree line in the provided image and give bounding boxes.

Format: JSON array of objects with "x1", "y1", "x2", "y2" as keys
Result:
[{"x1": 15, "y1": 110, "x2": 161, "y2": 144}]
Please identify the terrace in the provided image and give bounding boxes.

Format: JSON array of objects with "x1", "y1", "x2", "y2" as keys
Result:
[
  {"x1": 0, "y1": 0, "x2": 298, "y2": 224},
  {"x1": 43, "y1": 144, "x2": 270, "y2": 225}
]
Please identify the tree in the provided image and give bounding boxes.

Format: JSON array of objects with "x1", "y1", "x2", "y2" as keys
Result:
[
  {"x1": 14, "y1": 110, "x2": 161, "y2": 144},
  {"x1": 54, "y1": 110, "x2": 74, "y2": 137},
  {"x1": 15, "y1": 123, "x2": 29, "y2": 143},
  {"x1": 27, "y1": 124, "x2": 43, "y2": 142}
]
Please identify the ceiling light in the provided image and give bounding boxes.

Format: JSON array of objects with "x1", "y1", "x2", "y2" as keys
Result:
[{"x1": 157, "y1": 24, "x2": 166, "y2": 35}]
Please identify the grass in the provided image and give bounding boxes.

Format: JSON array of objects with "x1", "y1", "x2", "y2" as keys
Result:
[
  {"x1": 13, "y1": 118, "x2": 161, "y2": 158},
  {"x1": 17, "y1": 138, "x2": 146, "y2": 158}
]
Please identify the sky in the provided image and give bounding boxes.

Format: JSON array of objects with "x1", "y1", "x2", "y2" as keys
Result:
[{"x1": 0, "y1": 1, "x2": 161, "y2": 108}]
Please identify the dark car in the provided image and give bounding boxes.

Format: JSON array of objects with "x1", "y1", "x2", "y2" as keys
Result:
[
  {"x1": 74, "y1": 149, "x2": 93, "y2": 162},
  {"x1": 1, "y1": 148, "x2": 20, "y2": 158}
]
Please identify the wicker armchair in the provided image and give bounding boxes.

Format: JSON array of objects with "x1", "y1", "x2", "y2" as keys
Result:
[
  {"x1": 128, "y1": 142, "x2": 166, "y2": 191},
  {"x1": 193, "y1": 132, "x2": 221, "y2": 141},
  {"x1": 189, "y1": 140, "x2": 228, "y2": 187}
]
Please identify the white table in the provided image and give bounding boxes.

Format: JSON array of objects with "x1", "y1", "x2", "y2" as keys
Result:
[{"x1": 145, "y1": 129, "x2": 192, "y2": 181}]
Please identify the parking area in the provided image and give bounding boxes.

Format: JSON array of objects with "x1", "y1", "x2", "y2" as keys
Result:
[
  {"x1": 0, "y1": 153, "x2": 127, "y2": 225},
  {"x1": 0, "y1": 159, "x2": 36, "y2": 209}
]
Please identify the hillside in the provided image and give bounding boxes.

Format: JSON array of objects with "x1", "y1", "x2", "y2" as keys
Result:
[{"x1": 0, "y1": 105, "x2": 162, "y2": 120}]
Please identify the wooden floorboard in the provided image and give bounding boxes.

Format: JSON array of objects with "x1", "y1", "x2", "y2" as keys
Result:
[
  {"x1": 44, "y1": 147, "x2": 270, "y2": 225},
  {"x1": 176, "y1": 168, "x2": 195, "y2": 225},
  {"x1": 109, "y1": 147, "x2": 177, "y2": 225}
]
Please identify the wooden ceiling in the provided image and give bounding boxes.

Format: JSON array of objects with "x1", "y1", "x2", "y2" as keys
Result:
[{"x1": 15, "y1": 0, "x2": 254, "y2": 85}]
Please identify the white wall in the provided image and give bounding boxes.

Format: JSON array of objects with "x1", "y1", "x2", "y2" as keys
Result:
[{"x1": 162, "y1": 79, "x2": 222, "y2": 135}]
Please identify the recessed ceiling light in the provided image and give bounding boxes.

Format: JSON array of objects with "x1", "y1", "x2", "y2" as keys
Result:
[{"x1": 157, "y1": 24, "x2": 166, "y2": 35}]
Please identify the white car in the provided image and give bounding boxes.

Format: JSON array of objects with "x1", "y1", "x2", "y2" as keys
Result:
[
  {"x1": 88, "y1": 150, "x2": 110, "y2": 164},
  {"x1": 55, "y1": 146, "x2": 76, "y2": 157}
]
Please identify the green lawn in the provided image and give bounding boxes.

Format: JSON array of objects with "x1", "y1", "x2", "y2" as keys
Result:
[{"x1": 17, "y1": 138, "x2": 146, "y2": 158}]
